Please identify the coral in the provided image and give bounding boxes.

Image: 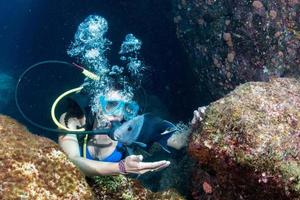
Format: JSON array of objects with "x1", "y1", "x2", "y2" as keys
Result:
[
  {"x1": 0, "y1": 115, "x2": 93, "y2": 199},
  {"x1": 88, "y1": 174, "x2": 186, "y2": 200},
  {"x1": 189, "y1": 78, "x2": 300, "y2": 199},
  {"x1": 173, "y1": 0, "x2": 300, "y2": 99}
]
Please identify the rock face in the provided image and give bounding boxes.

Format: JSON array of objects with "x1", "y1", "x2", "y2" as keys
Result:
[
  {"x1": 89, "y1": 175, "x2": 185, "y2": 200},
  {"x1": 189, "y1": 78, "x2": 300, "y2": 199},
  {"x1": 173, "y1": 0, "x2": 300, "y2": 99},
  {"x1": 0, "y1": 115, "x2": 93, "y2": 199}
]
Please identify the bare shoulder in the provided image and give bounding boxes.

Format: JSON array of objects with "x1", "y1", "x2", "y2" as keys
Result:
[{"x1": 58, "y1": 113, "x2": 80, "y2": 157}]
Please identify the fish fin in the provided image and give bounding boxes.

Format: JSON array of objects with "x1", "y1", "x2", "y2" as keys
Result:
[
  {"x1": 132, "y1": 141, "x2": 147, "y2": 148},
  {"x1": 126, "y1": 147, "x2": 134, "y2": 155},
  {"x1": 161, "y1": 120, "x2": 178, "y2": 135},
  {"x1": 157, "y1": 138, "x2": 171, "y2": 153},
  {"x1": 158, "y1": 143, "x2": 171, "y2": 153},
  {"x1": 161, "y1": 128, "x2": 177, "y2": 135},
  {"x1": 161, "y1": 120, "x2": 178, "y2": 133},
  {"x1": 162, "y1": 120, "x2": 177, "y2": 128}
]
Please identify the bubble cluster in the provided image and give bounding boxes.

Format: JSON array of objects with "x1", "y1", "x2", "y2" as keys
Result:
[
  {"x1": 68, "y1": 15, "x2": 111, "y2": 75},
  {"x1": 67, "y1": 15, "x2": 145, "y2": 113},
  {"x1": 119, "y1": 34, "x2": 142, "y2": 54},
  {"x1": 119, "y1": 34, "x2": 145, "y2": 79}
]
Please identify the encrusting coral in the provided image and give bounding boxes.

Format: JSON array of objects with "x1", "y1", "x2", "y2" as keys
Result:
[
  {"x1": 189, "y1": 78, "x2": 300, "y2": 199},
  {"x1": 0, "y1": 115, "x2": 185, "y2": 200},
  {"x1": 89, "y1": 175, "x2": 186, "y2": 200},
  {"x1": 0, "y1": 115, "x2": 93, "y2": 199},
  {"x1": 173, "y1": 0, "x2": 300, "y2": 99}
]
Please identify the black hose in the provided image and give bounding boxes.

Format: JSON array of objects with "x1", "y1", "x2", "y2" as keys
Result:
[{"x1": 15, "y1": 60, "x2": 111, "y2": 136}]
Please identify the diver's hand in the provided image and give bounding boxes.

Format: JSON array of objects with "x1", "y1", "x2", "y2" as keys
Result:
[
  {"x1": 120, "y1": 155, "x2": 170, "y2": 175},
  {"x1": 191, "y1": 106, "x2": 207, "y2": 128}
]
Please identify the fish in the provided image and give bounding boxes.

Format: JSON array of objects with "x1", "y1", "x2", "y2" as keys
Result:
[{"x1": 112, "y1": 113, "x2": 178, "y2": 153}]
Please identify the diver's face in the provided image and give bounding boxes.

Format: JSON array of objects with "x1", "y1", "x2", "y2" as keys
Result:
[
  {"x1": 98, "y1": 108, "x2": 123, "y2": 124},
  {"x1": 101, "y1": 90, "x2": 126, "y2": 122},
  {"x1": 93, "y1": 90, "x2": 125, "y2": 130}
]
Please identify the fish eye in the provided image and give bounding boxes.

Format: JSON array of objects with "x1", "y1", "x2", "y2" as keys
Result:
[{"x1": 127, "y1": 126, "x2": 132, "y2": 131}]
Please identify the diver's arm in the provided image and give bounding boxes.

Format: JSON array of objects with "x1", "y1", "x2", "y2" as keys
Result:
[
  {"x1": 58, "y1": 135, "x2": 120, "y2": 175},
  {"x1": 58, "y1": 114, "x2": 120, "y2": 176},
  {"x1": 69, "y1": 156, "x2": 121, "y2": 176},
  {"x1": 59, "y1": 135, "x2": 120, "y2": 176},
  {"x1": 59, "y1": 135, "x2": 169, "y2": 176},
  {"x1": 58, "y1": 114, "x2": 170, "y2": 176},
  {"x1": 59, "y1": 138, "x2": 120, "y2": 176},
  {"x1": 59, "y1": 134, "x2": 170, "y2": 176}
]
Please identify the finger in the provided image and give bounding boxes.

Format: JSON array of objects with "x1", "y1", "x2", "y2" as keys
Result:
[
  {"x1": 128, "y1": 155, "x2": 143, "y2": 162},
  {"x1": 131, "y1": 161, "x2": 171, "y2": 175},
  {"x1": 153, "y1": 161, "x2": 170, "y2": 171},
  {"x1": 199, "y1": 106, "x2": 207, "y2": 114},
  {"x1": 135, "y1": 169, "x2": 151, "y2": 174},
  {"x1": 191, "y1": 117, "x2": 196, "y2": 125},
  {"x1": 199, "y1": 117, "x2": 203, "y2": 122},
  {"x1": 138, "y1": 160, "x2": 170, "y2": 170},
  {"x1": 136, "y1": 166, "x2": 166, "y2": 175},
  {"x1": 142, "y1": 161, "x2": 171, "y2": 174},
  {"x1": 127, "y1": 155, "x2": 143, "y2": 162},
  {"x1": 193, "y1": 110, "x2": 200, "y2": 119}
]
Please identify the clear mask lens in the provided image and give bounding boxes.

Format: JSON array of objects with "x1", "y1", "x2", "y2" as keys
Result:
[
  {"x1": 99, "y1": 95, "x2": 139, "y2": 120},
  {"x1": 105, "y1": 101, "x2": 122, "y2": 113},
  {"x1": 123, "y1": 102, "x2": 139, "y2": 120}
]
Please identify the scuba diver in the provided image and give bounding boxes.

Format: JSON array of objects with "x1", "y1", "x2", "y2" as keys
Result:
[
  {"x1": 58, "y1": 85, "x2": 205, "y2": 177},
  {"x1": 58, "y1": 87, "x2": 172, "y2": 176}
]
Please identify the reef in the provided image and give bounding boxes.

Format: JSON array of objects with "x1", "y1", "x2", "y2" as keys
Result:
[
  {"x1": 189, "y1": 78, "x2": 300, "y2": 199},
  {"x1": 173, "y1": 0, "x2": 300, "y2": 99},
  {"x1": 0, "y1": 115, "x2": 93, "y2": 199},
  {"x1": 88, "y1": 175, "x2": 185, "y2": 200},
  {"x1": 0, "y1": 114, "x2": 185, "y2": 199}
]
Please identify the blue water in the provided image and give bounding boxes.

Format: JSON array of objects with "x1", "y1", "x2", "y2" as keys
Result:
[{"x1": 0, "y1": 1, "x2": 200, "y2": 139}]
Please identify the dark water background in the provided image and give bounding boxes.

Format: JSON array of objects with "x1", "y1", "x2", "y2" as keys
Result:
[{"x1": 0, "y1": 0, "x2": 203, "y2": 140}]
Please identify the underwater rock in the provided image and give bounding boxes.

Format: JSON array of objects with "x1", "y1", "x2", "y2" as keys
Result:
[
  {"x1": 173, "y1": 0, "x2": 300, "y2": 99},
  {"x1": 0, "y1": 115, "x2": 93, "y2": 199},
  {"x1": 189, "y1": 78, "x2": 300, "y2": 199},
  {"x1": 88, "y1": 175, "x2": 185, "y2": 200}
]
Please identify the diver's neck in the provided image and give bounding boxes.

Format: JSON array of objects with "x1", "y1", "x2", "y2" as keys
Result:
[{"x1": 88, "y1": 140, "x2": 118, "y2": 160}]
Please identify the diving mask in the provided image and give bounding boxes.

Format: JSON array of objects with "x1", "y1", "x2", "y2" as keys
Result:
[{"x1": 99, "y1": 95, "x2": 139, "y2": 120}]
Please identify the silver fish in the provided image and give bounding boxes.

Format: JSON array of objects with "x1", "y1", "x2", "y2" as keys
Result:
[{"x1": 112, "y1": 113, "x2": 177, "y2": 153}]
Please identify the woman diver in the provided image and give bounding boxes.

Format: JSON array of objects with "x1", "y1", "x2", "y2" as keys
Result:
[
  {"x1": 58, "y1": 88, "x2": 171, "y2": 176},
  {"x1": 58, "y1": 87, "x2": 205, "y2": 177}
]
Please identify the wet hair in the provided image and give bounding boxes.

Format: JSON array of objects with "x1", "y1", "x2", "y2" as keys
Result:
[{"x1": 64, "y1": 98, "x2": 84, "y2": 128}]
